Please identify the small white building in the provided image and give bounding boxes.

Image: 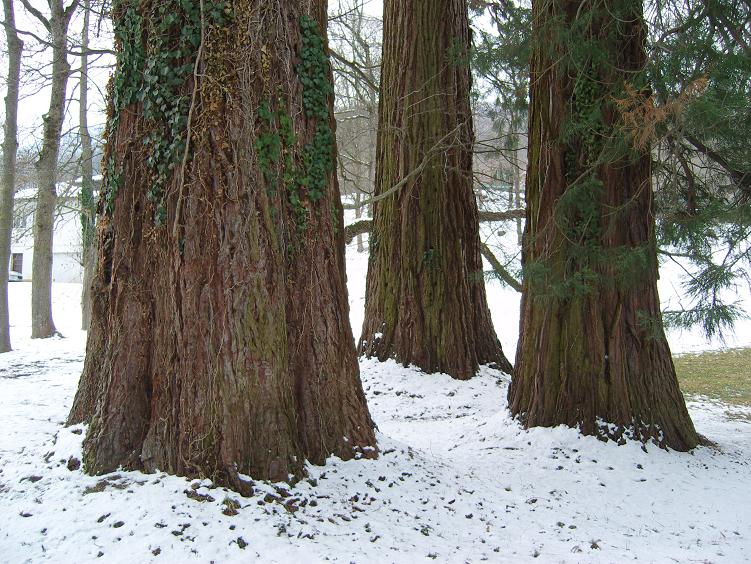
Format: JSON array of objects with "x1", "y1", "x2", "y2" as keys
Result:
[{"x1": 10, "y1": 182, "x2": 87, "y2": 283}]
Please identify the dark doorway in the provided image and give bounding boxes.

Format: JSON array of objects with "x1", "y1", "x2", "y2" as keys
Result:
[{"x1": 11, "y1": 253, "x2": 23, "y2": 274}]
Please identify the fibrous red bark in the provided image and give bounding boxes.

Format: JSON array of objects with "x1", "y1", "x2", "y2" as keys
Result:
[
  {"x1": 509, "y1": 0, "x2": 699, "y2": 451},
  {"x1": 359, "y1": 0, "x2": 512, "y2": 380},
  {"x1": 69, "y1": 0, "x2": 376, "y2": 485}
]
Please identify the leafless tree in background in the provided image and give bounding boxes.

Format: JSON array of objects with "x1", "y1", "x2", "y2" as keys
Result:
[{"x1": 0, "y1": 0, "x2": 24, "y2": 352}]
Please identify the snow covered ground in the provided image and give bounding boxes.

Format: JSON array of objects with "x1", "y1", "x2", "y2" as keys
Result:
[{"x1": 1, "y1": 239, "x2": 750, "y2": 563}]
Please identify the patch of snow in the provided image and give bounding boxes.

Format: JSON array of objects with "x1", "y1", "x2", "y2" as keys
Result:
[{"x1": 0, "y1": 239, "x2": 748, "y2": 562}]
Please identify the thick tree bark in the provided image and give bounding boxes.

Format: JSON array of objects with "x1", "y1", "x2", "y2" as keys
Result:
[
  {"x1": 31, "y1": 0, "x2": 75, "y2": 338},
  {"x1": 79, "y1": 0, "x2": 95, "y2": 330},
  {"x1": 69, "y1": 0, "x2": 375, "y2": 485},
  {"x1": 0, "y1": 0, "x2": 23, "y2": 352},
  {"x1": 359, "y1": 0, "x2": 511, "y2": 380},
  {"x1": 508, "y1": 0, "x2": 699, "y2": 450}
]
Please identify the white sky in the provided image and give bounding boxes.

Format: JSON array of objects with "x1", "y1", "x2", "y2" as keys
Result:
[
  {"x1": 334, "y1": 0, "x2": 383, "y2": 17},
  {"x1": 0, "y1": 0, "x2": 113, "y2": 150},
  {"x1": 2, "y1": 0, "x2": 383, "y2": 150}
]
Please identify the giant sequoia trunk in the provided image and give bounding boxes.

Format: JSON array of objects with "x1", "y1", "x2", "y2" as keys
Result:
[
  {"x1": 69, "y1": 0, "x2": 376, "y2": 485},
  {"x1": 0, "y1": 0, "x2": 22, "y2": 352},
  {"x1": 359, "y1": 0, "x2": 511, "y2": 380},
  {"x1": 508, "y1": 0, "x2": 699, "y2": 450}
]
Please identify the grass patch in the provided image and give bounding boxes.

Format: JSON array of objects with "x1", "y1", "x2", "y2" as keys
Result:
[{"x1": 674, "y1": 347, "x2": 751, "y2": 408}]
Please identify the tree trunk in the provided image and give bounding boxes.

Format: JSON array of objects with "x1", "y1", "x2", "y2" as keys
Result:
[
  {"x1": 68, "y1": 0, "x2": 376, "y2": 485},
  {"x1": 508, "y1": 0, "x2": 699, "y2": 451},
  {"x1": 513, "y1": 171, "x2": 522, "y2": 244},
  {"x1": 0, "y1": 0, "x2": 23, "y2": 352},
  {"x1": 81, "y1": 243, "x2": 95, "y2": 328},
  {"x1": 359, "y1": 0, "x2": 511, "y2": 379},
  {"x1": 510, "y1": 131, "x2": 523, "y2": 245},
  {"x1": 354, "y1": 192, "x2": 365, "y2": 252},
  {"x1": 79, "y1": 0, "x2": 95, "y2": 330},
  {"x1": 31, "y1": 0, "x2": 72, "y2": 339}
]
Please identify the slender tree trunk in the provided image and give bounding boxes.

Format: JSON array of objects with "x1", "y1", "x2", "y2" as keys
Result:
[
  {"x1": 359, "y1": 0, "x2": 511, "y2": 379},
  {"x1": 366, "y1": 139, "x2": 374, "y2": 218},
  {"x1": 0, "y1": 0, "x2": 23, "y2": 352},
  {"x1": 505, "y1": 136, "x2": 514, "y2": 209},
  {"x1": 354, "y1": 192, "x2": 364, "y2": 252},
  {"x1": 31, "y1": 0, "x2": 73, "y2": 338},
  {"x1": 510, "y1": 136, "x2": 523, "y2": 244},
  {"x1": 69, "y1": 0, "x2": 375, "y2": 485},
  {"x1": 81, "y1": 237, "x2": 95, "y2": 327},
  {"x1": 508, "y1": 0, "x2": 698, "y2": 451},
  {"x1": 79, "y1": 0, "x2": 95, "y2": 330}
]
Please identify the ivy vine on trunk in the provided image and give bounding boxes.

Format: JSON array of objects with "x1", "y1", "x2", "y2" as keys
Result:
[
  {"x1": 509, "y1": 0, "x2": 699, "y2": 451},
  {"x1": 69, "y1": 0, "x2": 376, "y2": 486}
]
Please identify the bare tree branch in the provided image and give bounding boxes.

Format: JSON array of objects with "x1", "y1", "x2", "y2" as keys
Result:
[
  {"x1": 18, "y1": 0, "x2": 50, "y2": 29},
  {"x1": 479, "y1": 242, "x2": 521, "y2": 292}
]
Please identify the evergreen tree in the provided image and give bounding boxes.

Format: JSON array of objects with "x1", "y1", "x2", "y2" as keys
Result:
[
  {"x1": 509, "y1": 0, "x2": 699, "y2": 450},
  {"x1": 648, "y1": 0, "x2": 751, "y2": 339},
  {"x1": 472, "y1": 0, "x2": 751, "y2": 340}
]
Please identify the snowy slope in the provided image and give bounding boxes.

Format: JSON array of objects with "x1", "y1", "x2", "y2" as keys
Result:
[{"x1": 0, "y1": 242, "x2": 750, "y2": 563}]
